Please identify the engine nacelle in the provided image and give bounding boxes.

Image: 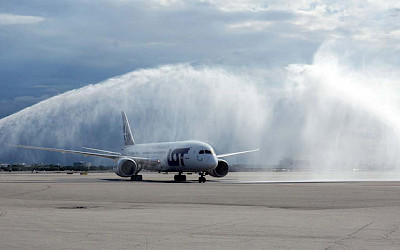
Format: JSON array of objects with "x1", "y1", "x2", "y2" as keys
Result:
[
  {"x1": 115, "y1": 158, "x2": 138, "y2": 177},
  {"x1": 207, "y1": 160, "x2": 229, "y2": 178}
]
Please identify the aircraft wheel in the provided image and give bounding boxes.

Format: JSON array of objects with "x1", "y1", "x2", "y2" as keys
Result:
[
  {"x1": 199, "y1": 176, "x2": 206, "y2": 183},
  {"x1": 131, "y1": 175, "x2": 143, "y2": 181},
  {"x1": 174, "y1": 174, "x2": 186, "y2": 182}
]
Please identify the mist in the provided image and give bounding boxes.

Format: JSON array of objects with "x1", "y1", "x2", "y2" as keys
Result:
[{"x1": 1, "y1": 39, "x2": 400, "y2": 170}]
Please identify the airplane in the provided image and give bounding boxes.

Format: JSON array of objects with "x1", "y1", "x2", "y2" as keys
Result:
[{"x1": 14, "y1": 111, "x2": 258, "y2": 183}]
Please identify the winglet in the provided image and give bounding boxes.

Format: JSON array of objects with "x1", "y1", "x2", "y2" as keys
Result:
[{"x1": 122, "y1": 111, "x2": 135, "y2": 146}]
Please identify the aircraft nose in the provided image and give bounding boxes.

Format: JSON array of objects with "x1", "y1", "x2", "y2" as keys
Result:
[{"x1": 207, "y1": 156, "x2": 218, "y2": 168}]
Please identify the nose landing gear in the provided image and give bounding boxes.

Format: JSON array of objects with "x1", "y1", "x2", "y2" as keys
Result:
[{"x1": 198, "y1": 172, "x2": 207, "y2": 183}]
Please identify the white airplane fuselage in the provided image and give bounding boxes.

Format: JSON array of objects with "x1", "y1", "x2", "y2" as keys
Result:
[
  {"x1": 15, "y1": 111, "x2": 257, "y2": 182},
  {"x1": 118, "y1": 140, "x2": 218, "y2": 173}
]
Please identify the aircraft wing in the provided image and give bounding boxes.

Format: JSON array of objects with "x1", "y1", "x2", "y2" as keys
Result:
[
  {"x1": 82, "y1": 147, "x2": 122, "y2": 155},
  {"x1": 216, "y1": 148, "x2": 259, "y2": 158},
  {"x1": 11, "y1": 145, "x2": 160, "y2": 165}
]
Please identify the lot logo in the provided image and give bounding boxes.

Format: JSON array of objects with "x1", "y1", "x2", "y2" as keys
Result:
[{"x1": 168, "y1": 148, "x2": 190, "y2": 166}]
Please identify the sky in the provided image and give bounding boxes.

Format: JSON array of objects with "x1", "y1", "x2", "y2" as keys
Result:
[
  {"x1": 1, "y1": 0, "x2": 398, "y2": 118},
  {"x1": 1, "y1": 1, "x2": 400, "y2": 166}
]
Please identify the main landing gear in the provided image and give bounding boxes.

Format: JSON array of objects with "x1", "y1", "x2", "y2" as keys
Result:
[
  {"x1": 173, "y1": 172, "x2": 207, "y2": 183},
  {"x1": 130, "y1": 175, "x2": 143, "y2": 181},
  {"x1": 198, "y1": 172, "x2": 207, "y2": 183},
  {"x1": 174, "y1": 173, "x2": 186, "y2": 182}
]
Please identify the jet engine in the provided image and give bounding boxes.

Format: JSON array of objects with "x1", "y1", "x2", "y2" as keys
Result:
[
  {"x1": 115, "y1": 158, "x2": 138, "y2": 177},
  {"x1": 207, "y1": 160, "x2": 229, "y2": 178}
]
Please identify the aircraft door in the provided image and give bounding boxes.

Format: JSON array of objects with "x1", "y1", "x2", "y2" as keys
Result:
[
  {"x1": 197, "y1": 150, "x2": 204, "y2": 161},
  {"x1": 185, "y1": 148, "x2": 191, "y2": 160}
]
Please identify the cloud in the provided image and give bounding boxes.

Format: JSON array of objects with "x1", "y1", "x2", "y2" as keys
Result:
[
  {"x1": 1, "y1": 0, "x2": 400, "y2": 120},
  {"x1": 227, "y1": 21, "x2": 273, "y2": 32},
  {"x1": 0, "y1": 95, "x2": 49, "y2": 118},
  {"x1": 200, "y1": 0, "x2": 269, "y2": 13},
  {"x1": 0, "y1": 13, "x2": 46, "y2": 25},
  {"x1": 204, "y1": 0, "x2": 400, "y2": 42}
]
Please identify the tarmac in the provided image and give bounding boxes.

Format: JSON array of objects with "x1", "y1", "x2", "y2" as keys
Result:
[{"x1": 1, "y1": 171, "x2": 400, "y2": 249}]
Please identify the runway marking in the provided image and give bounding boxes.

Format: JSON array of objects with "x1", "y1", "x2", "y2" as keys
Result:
[
  {"x1": 382, "y1": 224, "x2": 399, "y2": 240},
  {"x1": 3, "y1": 184, "x2": 51, "y2": 198},
  {"x1": 136, "y1": 218, "x2": 249, "y2": 248},
  {"x1": 325, "y1": 221, "x2": 374, "y2": 250},
  {"x1": 0, "y1": 208, "x2": 7, "y2": 218}
]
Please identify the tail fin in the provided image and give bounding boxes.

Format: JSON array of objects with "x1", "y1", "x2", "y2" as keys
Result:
[{"x1": 121, "y1": 111, "x2": 135, "y2": 146}]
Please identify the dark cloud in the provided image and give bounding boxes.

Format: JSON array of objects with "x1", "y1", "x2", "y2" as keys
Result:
[
  {"x1": 0, "y1": 95, "x2": 49, "y2": 118},
  {"x1": 0, "y1": 0, "x2": 322, "y2": 118},
  {"x1": 0, "y1": 0, "x2": 399, "y2": 119}
]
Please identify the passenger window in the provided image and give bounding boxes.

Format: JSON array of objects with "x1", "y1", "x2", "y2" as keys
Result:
[{"x1": 199, "y1": 150, "x2": 204, "y2": 154}]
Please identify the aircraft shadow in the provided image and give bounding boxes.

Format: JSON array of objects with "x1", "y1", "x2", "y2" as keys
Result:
[{"x1": 100, "y1": 178, "x2": 217, "y2": 183}]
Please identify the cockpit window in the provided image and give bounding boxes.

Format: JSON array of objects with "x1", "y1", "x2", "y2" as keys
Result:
[{"x1": 199, "y1": 149, "x2": 212, "y2": 154}]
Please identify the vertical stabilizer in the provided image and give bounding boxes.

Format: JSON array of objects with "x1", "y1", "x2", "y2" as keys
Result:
[{"x1": 121, "y1": 111, "x2": 135, "y2": 146}]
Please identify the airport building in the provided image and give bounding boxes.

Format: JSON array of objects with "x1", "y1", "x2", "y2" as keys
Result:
[
  {"x1": 0, "y1": 163, "x2": 10, "y2": 171},
  {"x1": 73, "y1": 161, "x2": 92, "y2": 170}
]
